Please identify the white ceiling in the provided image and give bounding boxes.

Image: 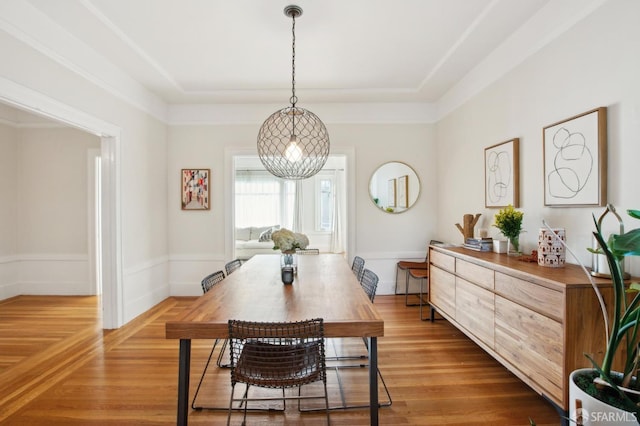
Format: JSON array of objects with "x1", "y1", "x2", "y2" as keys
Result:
[
  {"x1": 22, "y1": 0, "x2": 553, "y2": 105},
  {"x1": 0, "y1": 0, "x2": 608, "y2": 125}
]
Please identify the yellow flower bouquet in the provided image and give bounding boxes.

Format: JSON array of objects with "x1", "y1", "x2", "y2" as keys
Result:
[{"x1": 493, "y1": 205, "x2": 524, "y2": 253}]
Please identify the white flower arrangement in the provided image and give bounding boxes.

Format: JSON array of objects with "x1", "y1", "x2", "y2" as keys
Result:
[{"x1": 271, "y1": 228, "x2": 309, "y2": 252}]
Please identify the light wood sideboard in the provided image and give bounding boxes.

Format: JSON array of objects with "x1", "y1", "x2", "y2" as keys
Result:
[{"x1": 428, "y1": 245, "x2": 620, "y2": 412}]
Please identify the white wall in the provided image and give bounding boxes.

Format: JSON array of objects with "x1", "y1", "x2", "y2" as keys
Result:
[
  {"x1": 0, "y1": 124, "x2": 101, "y2": 298},
  {"x1": 18, "y1": 128, "x2": 98, "y2": 254},
  {"x1": 167, "y1": 122, "x2": 437, "y2": 295},
  {"x1": 19, "y1": 128, "x2": 99, "y2": 295},
  {"x1": 435, "y1": 0, "x2": 640, "y2": 276}
]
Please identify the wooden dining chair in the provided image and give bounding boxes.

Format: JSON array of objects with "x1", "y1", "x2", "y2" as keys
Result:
[
  {"x1": 225, "y1": 258, "x2": 242, "y2": 276},
  {"x1": 192, "y1": 270, "x2": 228, "y2": 409},
  {"x1": 227, "y1": 318, "x2": 330, "y2": 425},
  {"x1": 408, "y1": 268, "x2": 435, "y2": 321}
]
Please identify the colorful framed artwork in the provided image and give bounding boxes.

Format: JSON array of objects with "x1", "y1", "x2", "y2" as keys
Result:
[
  {"x1": 543, "y1": 107, "x2": 607, "y2": 207},
  {"x1": 485, "y1": 138, "x2": 520, "y2": 208},
  {"x1": 181, "y1": 169, "x2": 210, "y2": 210}
]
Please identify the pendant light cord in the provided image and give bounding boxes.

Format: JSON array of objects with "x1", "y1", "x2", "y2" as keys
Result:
[
  {"x1": 290, "y1": 12, "x2": 297, "y2": 108},
  {"x1": 289, "y1": 12, "x2": 298, "y2": 138}
]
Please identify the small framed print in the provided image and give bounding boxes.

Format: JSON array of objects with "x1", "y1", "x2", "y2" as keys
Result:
[
  {"x1": 485, "y1": 138, "x2": 519, "y2": 208},
  {"x1": 397, "y1": 175, "x2": 408, "y2": 208},
  {"x1": 387, "y1": 178, "x2": 396, "y2": 207},
  {"x1": 543, "y1": 107, "x2": 607, "y2": 207},
  {"x1": 181, "y1": 169, "x2": 210, "y2": 210}
]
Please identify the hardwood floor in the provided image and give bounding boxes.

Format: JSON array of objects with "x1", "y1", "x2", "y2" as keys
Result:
[{"x1": 0, "y1": 295, "x2": 560, "y2": 425}]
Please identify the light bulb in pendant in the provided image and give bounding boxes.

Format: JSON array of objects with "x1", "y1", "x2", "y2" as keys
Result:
[{"x1": 285, "y1": 135, "x2": 303, "y2": 162}]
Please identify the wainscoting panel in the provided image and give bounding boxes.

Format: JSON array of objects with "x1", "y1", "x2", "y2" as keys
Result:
[
  {"x1": 169, "y1": 253, "x2": 227, "y2": 296},
  {"x1": 0, "y1": 256, "x2": 19, "y2": 300},
  {"x1": 8, "y1": 254, "x2": 91, "y2": 296},
  {"x1": 122, "y1": 256, "x2": 170, "y2": 324}
]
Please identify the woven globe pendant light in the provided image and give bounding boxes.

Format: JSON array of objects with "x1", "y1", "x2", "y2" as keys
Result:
[{"x1": 257, "y1": 5, "x2": 330, "y2": 180}]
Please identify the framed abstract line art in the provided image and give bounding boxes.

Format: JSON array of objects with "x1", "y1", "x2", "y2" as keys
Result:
[
  {"x1": 387, "y1": 178, "x2": 396, "y2": 208},
  {"x1": 181, "y1": 169, "x2": 210, "y2": 210},
  {"x1": 485, "y1": 138, "x2": 520, "y2": 208},
  {"x1": 397, "y1": 175, "x2": 409, "y2": 208},
  {"x1": 543, "y1": 107, "x2": 607, "y2": 207}
]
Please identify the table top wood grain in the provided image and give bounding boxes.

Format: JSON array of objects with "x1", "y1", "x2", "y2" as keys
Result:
[{"x1": 165, "y1": 254, "x2": 384, "y2": 339}]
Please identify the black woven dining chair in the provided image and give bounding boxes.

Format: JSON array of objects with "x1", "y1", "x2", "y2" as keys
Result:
[
  {"x1": 201, "y1": 270, "x2": 225, "y2": 293},
  {"x1": 325, "y1": 267, "x2": 392, "y2": 409},
  {"x1": 192, "y1": 270, "x2": 227, "y2": 409},
  {"x1": 225, "y1": 258, "x2": 242, "y2": 275},
  {"x1": 351, "y1": 256, "x2": 365, "y2": 282},
  {"x1": 360, "y1": 268, "x2": 379, "y2": 302},
  {"x1": 296, "y1": 248, "x2": 320, "y2": 255},
  {"x1": 227, "y1": 318, "x2": 330, "y2": 425}
]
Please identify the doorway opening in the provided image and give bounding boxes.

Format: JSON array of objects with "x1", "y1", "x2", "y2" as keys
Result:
[{"x1": 0, "y1": 77, "x2": 123, "y2": 328}]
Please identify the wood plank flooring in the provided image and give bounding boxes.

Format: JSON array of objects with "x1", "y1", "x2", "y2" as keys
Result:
[{"x1": 0, "y1": 295, "x2": 560, "y2": 425}]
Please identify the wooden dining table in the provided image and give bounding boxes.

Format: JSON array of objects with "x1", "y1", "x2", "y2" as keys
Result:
[{"x1": 165, "y1": 253, "x2": 385, "y2": 425}]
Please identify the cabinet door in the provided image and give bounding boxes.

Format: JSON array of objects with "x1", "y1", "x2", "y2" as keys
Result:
[
  {"x1": 494, "y1": 295, "x2": 563, "y2": 404},
  {"x1": 456, "y1": 277, "x2": 494, "y2": 346},
  {"x1": 429, "y1": 265, "x2": 455, "y2": 319}
]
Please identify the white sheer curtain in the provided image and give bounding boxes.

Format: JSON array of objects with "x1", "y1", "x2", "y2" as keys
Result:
[
  {"x1": 330, "y1": 169, "x2": 345, "y2": 253},
  {"x1": 291, "y1": 180, "x2": 303, "y2": 232},
  {"x1": 235, "y1": 171, "x2": 294, "y2": 228}
]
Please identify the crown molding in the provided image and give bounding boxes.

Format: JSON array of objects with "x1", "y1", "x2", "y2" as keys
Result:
[
  {"x1": 168, "y1": 102, "x2": 437, "y2": 126},
  {"x1": 0, "y1": 0, "x2": 167, "y2": 122},
  {"x1": 437, "y1": 0, "x2": 610, "y2": 120}
]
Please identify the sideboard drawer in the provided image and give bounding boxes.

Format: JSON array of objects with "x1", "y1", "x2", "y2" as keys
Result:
[
  {"x1": 429, "y1": 265, "x2": 456, "y2": 319},
  {"x1": 495, "y1": 272, "x2": 563, "y2": 322},
  {"x1": 430, "y1": 249, "x2": 455, "y2": 272},
  {"x1": 456, "y1": 259, "x2": 494, "y2": 290}
]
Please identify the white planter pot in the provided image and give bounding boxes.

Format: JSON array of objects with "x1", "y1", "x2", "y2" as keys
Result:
[{"x1": 569, "y1": 368, "x2": 639, "y2": 425}]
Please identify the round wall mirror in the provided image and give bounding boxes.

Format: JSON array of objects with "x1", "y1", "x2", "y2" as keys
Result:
[{"x1": 369, "y1": 161, "x2": 421, "y2": 213}]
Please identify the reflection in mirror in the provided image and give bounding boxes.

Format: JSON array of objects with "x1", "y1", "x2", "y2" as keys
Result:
[{"x1": 369, "y1": 161, "x2": 420, "y2": 213}]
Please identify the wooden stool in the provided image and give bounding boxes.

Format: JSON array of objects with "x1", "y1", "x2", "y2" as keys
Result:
[
  {"x1": 408, "y1": 268, "x2": 433, "y2": 321},
  {"x1": 395, "y1": 260, "x2": 427, "y2": 306}
]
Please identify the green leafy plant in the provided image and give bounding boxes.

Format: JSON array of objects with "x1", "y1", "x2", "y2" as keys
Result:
[{"x1": 580, "y1": 207, "x2": 640, "y2": 414}]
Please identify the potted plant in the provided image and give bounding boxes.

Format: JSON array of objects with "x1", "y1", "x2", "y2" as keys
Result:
[
  {"x1": 567, "y1": 206, "x2": 640, "y2": 425},
  {"x1": 493, "y1": 204, "x2": 524, "y2": 256}
]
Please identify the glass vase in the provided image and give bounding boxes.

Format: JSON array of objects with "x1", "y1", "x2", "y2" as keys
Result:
[
  {"x1": 507, "y1": 234, "x2": 521, "y2": 257},
  {"x1": 280, "y1": 251, "x2": 298, "y2": 275}
]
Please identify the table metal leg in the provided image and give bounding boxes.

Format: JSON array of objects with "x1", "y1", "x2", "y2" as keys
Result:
[
  {"x1": 177, "y1": 339, "x2": 191, "y2": 426},
  {"x1": 368, "y1": 336, "x2": 379, "y2": 425}
]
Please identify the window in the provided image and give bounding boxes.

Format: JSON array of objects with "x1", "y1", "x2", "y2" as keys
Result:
[
  {"x1": 235, "y1": 171, "x2": 294, "y2": 228},
  {"x1": 315, "y1": 174, "x2": 334, "y2": 232}
]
